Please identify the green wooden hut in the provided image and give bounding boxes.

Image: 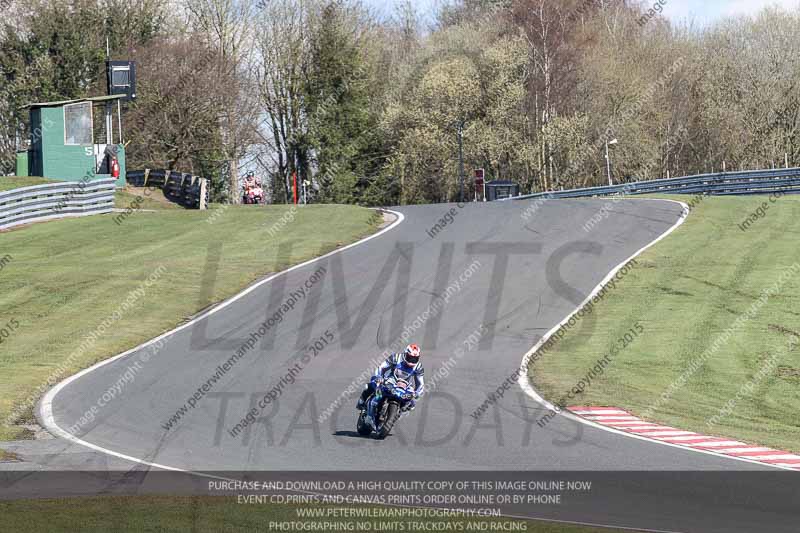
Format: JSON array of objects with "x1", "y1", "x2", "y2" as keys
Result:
[{"x1": 19, "y1": 95, "x2": 126, "y2": 187}]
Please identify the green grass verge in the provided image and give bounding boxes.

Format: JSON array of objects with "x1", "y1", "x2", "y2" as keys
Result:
[
  {"x1": 0, "y1": 497, "x2": 626, "y2": 533},
  {"x1": 0, "y1": 176, "x2": 55, "y2": 191},
  {"x1": 531, "y1": 194, "x2": 800, "y2": 453},
  {"x1": 0, "y1": 204, "x2": 380, "y2": 439}
]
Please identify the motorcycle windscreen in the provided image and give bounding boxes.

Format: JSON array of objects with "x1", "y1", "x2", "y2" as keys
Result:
[{"x1": 393, "y1": 367, "x2": 412, "y2": 382}]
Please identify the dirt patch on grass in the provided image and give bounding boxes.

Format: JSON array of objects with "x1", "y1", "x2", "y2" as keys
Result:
[
  {"x1": 657, "y1": 286, "x2": 692, "y2": 297},
  {"x1": 777, "y1": 366, "x2": 800, "y2": 381},
  {"x1": 117, "y1": 186, "x2": 181, "y2": 209},
  {"x1": 0, "y1": 449, "x2": 22, "y2": 462},
  {"x1": 768, "y1": 324, "x2": 800, "y2": 339}
]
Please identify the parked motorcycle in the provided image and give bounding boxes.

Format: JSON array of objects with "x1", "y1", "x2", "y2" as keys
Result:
[{"x1": 356, "y1": 373, "x2": 414, "y2": 439}]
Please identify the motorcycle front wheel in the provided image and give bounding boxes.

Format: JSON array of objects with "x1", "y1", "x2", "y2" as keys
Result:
[
  {"x1": 376, "y1": 402, "x2": 400, "y2": 440},
  {"x1": 356, "y1": 412, "x2": 371, "y2": 436}
]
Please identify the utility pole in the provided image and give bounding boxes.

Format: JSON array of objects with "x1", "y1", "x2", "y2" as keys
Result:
[
  {"x1": 105, "y1": 37, "x2": 113, "y2": 146},
  {"x1": 457, "y1": 119, "x2": 465, "y2": 203}
]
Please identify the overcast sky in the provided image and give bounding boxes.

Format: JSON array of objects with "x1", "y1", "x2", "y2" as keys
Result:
[{"x1": 366, "y1": 0, "x2": 800, "y2": 27}]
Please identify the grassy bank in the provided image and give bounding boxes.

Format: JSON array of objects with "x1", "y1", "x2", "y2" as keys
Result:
[
  {"x1": 0, "y1": 204, "x2": 380, "y2": 440},
  {"x1": 531, "y1": 194, "x2": 800, "y2": 452},
  {"x1": 0, "y1": 176, "x2": 55, "y2": 191},
  {"x1": 0, "y1": 496, "x2": 628, "y2": 533}
]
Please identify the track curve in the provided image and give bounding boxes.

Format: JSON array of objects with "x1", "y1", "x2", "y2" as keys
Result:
[{"x1": 40, "y1": 198, "x2": 800, "y2": 532}]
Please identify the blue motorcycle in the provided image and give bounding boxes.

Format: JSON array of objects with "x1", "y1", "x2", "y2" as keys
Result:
[{"x1": 357, "y1": 374, "x2": 414, "y2": 439}]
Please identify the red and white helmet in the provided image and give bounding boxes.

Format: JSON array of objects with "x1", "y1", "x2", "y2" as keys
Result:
[{"x1": 402, "y1": 344, "x2": 421, "y2": 368}]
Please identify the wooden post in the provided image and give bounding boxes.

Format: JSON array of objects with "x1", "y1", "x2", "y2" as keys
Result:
[{"x1": 144, "y1": 168, "x2": 150, "y2": 187}]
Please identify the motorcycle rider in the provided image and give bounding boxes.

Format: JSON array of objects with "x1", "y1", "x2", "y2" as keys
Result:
[
  {"x1": 242, "y1": 171, "x2": 253, "y2": 203},
  {"x1": 242, "y1": 171, "x2": 264, "y2": 204},
  {"x1": 357, "y1": 344, "x2": 424, "y2": 412}
]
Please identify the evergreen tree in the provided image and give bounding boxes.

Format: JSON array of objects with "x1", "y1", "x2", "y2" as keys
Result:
[{"x1": 304, "y1": 1, "x2": 380, "y2": 204}]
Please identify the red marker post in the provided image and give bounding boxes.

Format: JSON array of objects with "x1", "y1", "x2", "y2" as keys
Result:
[{"x1": 474, "y1": 168, "x2": 485, "y2": 202}]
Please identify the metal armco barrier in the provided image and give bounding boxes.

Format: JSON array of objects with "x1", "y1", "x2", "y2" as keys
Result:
[
  {"x1": 127, "y1": 169, "x2": 209, "y2": 210},
  {"x1": 0, "y1": 178, "x2": 116, "y2": 230},
  {"x1": 509, "y1": 168, "x2": 800, "y2": 201}
]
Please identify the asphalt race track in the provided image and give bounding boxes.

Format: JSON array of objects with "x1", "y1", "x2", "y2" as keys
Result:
[{"x1": 41, "y1": 198, "x2": 800, "y2": 532}]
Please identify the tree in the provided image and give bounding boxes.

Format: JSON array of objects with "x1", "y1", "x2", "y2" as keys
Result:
[
  {"x1": 253, "y1": 0, "x2": 312, "y2": 204},
  {"x1": 304, "y1": 1, "x2": 380, "y2": 204},
  {"x1": 124, "y1": 36, "x2": 227, "y2": 192},
  {"x1": 381, "y1": 21, "x2": 529, "y2": 203},
  {"x1": 694, "y1": 8, "x2": 800, "y2": 171},
  {"x1": 185, "y1": 0, "x2": 260, "y2": 203},
  {"x1": 507, "y1": 0, "x2": 607, "y2": 190}
]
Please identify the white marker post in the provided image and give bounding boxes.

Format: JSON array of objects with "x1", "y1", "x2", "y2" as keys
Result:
[{"x1": 605, "y1": 138, "x2": 618, "y2": 186}]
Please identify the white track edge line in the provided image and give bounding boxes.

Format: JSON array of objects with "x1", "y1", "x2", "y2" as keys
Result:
[
  {"x1": 36, "y1": 198, "x2": 793, "y2": 477},
  {"x1": 34, "y1": 205, "x2": 693, "y2": 533},
  {"x1": 516, "y1": 198, "x2": 797, "y2": 472},
  {"x1": 38, "y1": 209, "x2": 405, "y2": 471}
]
